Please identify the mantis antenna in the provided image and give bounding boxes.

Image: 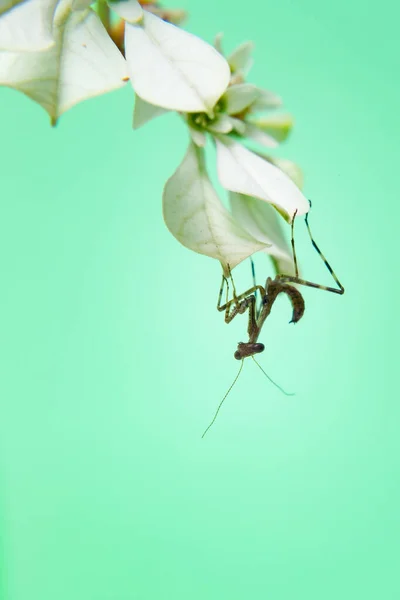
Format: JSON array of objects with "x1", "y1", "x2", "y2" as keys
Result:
[
  {"x1": 251, "y1": 356, "x2": 294, "y2": 396},
  {"x1": 202, "y1": 357, "x2": 293, "y2": 438},
  {"x1": 202, "y1": 360, "x2": 244, "y2": 438}
]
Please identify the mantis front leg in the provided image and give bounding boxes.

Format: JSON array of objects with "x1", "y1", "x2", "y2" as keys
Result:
[{"x1": 216, "y1": 274, "x2": 265, "y2": 324}]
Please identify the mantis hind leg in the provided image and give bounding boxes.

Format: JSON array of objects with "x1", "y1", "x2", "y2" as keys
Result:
[{"x1": 276, "y1": 202, "x2": 344, "y2": 295}]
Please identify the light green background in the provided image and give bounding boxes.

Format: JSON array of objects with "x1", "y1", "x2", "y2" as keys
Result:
[{"x1": 1, "y1": 1, "x2": 399, "y2": 599}]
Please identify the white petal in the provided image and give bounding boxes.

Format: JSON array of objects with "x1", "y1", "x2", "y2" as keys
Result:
[
  {"x1": 243, "y1": 122, "x2": 279, "y2": 148},
  {"x1": 0, "y1": 0, "x2": 58, "y2": 51},
  {"x1": 71, "y1": 0, "x2": 93, "y2": 9},
  {"x1": 0, "y1": 5, "x2": 128, "y2": 123},
  {"x1": 228, "y1": 116, "x2": 246, "y2": 135},
  {"x1": 267, "y1": 157, "x2": 304, "y2": 189},
  {"x1": 188, "y1": 125, "x2": 207, "y2": 147},
  {"x1": 133, "y1": 93, "x2": 168, "y2": 129},
  {"x1": 229, "y1": 192, "x2": 296, "y2": 275},
  {"x1": 146, "y1": 7, "x2": 186, "y2": 25},
  {"x1": 248, "y1": 113, "x2": 293, "y2": 143},
  {"x1": 215, "y1": 136, "x2": 309, "y2": 220},
  {"x1": 214, "y1": 32, "x2": 224, "y2": 54},
  {"x1": 124, "y1": 11, "x2": 230, "y2": 113},
  {"x1": 223, "y1": 83, "x2": 260, "y2": 115},
  {"x1": 207, "y1": 114, "x2": 233, "y2": 134},
  {"x1": 227, "y1": 41, "x2": 254, "y2": 75},
  {"x1": 163, "y1": 142, "x2": 269, "y2": 274},
  {"x1": 108, "y1": 0, "x2": 143, "y2": 24},
  {"x1": 250, "y1": 88, "x2": 282, "y2": 111}
]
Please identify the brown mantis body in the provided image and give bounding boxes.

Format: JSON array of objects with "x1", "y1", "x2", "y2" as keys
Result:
[
  {"x1": 218, "y1": 274, "x2": 305, "y2": 360},
  {"x1": 217, "y1": 203, "x2": 344, "y2": 360}
]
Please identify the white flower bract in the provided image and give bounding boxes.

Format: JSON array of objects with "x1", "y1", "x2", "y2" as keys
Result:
[
  {"x1": 0, "y1": 1, "x2": 128, "y2": 123},
  {"x1": 215, "y1": 136, "x2": 309, "y2": 221},
  {"x1": 107, "y1": 0, "x2": 142, "y2": 24},
  {"x1": 0, "y1": 0, "x2": 58, "y2": 51},
  {"x1": 163, "y1": 142, "x2": 270, "y2": 275},
  {"x1": 133, "y1": 94, "x2": 168, "y2": 129},
  {"x1": 124, "y1": 10, "x2": 231, "y2": 113},
  {"x1": 229, "y1": 192, "x2": 296, "y2": 275}
]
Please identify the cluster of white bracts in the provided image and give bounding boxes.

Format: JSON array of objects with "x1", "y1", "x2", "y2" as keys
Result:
[
  {"x1": 0, "y1": 0, "x2": 309, "y2": 273},
  {"x1": 0, "y1": 0, "x2": 229, "y2": 122}
]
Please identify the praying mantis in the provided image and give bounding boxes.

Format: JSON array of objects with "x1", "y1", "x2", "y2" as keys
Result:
[
  {"x1": 217, "y1": 201, "x2": 344, "y2": 359},
  {"x1": 202, "y1": 201, "x2": 344, "y2": 437}
]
